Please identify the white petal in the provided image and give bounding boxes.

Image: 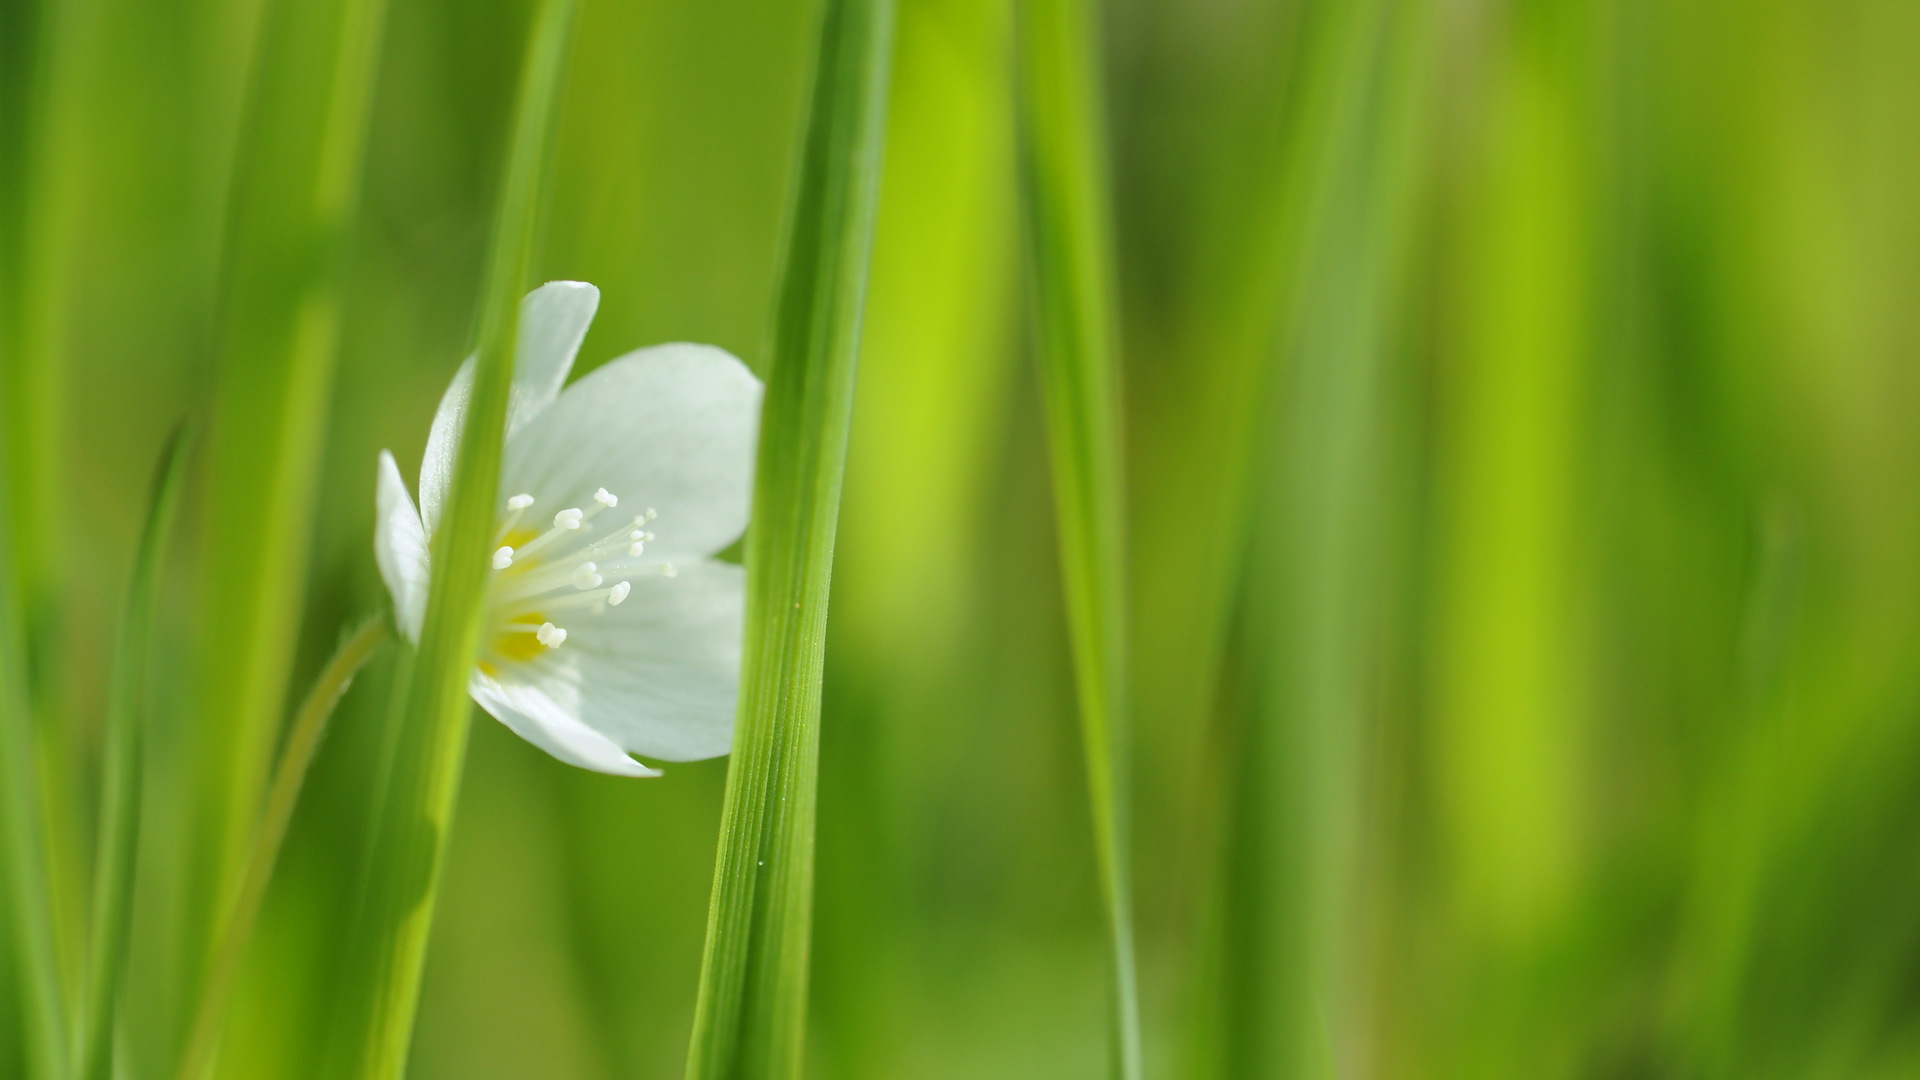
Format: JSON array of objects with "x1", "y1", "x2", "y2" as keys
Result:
[
  {"x1": 374, "y1": 451, "x2": 430, "y2": 643},
  {"x1": 469, "y1": 671, "x2": 662, "y2": 778},
  {"x1": 520, "y1": 560, "x2": 743, "y2": 761},
  {"x1": 420, "y1": 282, "x2": 601, "y2": 533},
  {"x1": 501, "y1": 344, "x2": 763, "y2": 560}
]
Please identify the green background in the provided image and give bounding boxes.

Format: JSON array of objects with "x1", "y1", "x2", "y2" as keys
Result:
[{"x1": 5, "y1": 0, "x2": 1920, "y2": 1076}]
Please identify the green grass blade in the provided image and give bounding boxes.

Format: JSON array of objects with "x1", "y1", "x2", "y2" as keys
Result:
[
  {"x1": 0, "y1": 372, "x2": 65, "y2": 1080},
  {"x1": 175, "y1": 616, "x2": 390, "y2": 1080},
  {"x1": 325, "y1": 2, "x2": 577, "y2": 1075},
  {"x1": 75, "y1": 420, "x2": 197, "y2": 1080},
  {"x1": 1222, "y1": 0, "x2": 1430, "y2": 1073},
  {"x1": 1010, "y1": 0, "x2": 1141, "y2": 1075},
  {"x1": 681, "y1": 0, "x2": 895, "y2": 1074},
  {"x1": 191, "y1": 0, "x2": 393, "y2": 951}
]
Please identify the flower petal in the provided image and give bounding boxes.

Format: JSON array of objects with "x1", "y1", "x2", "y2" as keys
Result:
[
  {"x1": 501, "y1": 344, "x2": 762, "y2": 560},
  {"x1": 493, "y1": 560, "x2": 743, "y2": 762},
  {"x1": 420, "y1": 281, "x2": 601, "y2": 533},
  {"x1": 469, "y1": 672, "x2": 662, "y2": 777},
  {"x1": 374, "y1": 450, "x2": 430, "y2": 642}
]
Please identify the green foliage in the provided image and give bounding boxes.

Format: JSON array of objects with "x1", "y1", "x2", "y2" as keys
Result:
[
  {"x1": 1011, "y1": 0, "x2": 1141, "y2": 1075},
  {"x1": 77, "y1": 421, "x2": 196, "y2": 1080},
  {"x1": 682, "y1": 0, "x2": 894, "y2": 1076},
  {"x1": 5, "y1": 0, "x2": 1920, "y2": 1078},
  {"x1": 323, "y1": 2, "x2": 578, "y2": 1077}
]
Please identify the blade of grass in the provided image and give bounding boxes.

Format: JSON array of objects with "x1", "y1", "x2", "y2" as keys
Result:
[
  {"x1": 190, "y1": 0, "x2": 392, "y2": 966},
  {"x1": 681, "y1": 0, "x2": 895, "y2": 1075},
  {"x1": 0, "y1": 375, "x2": 65, "y2": 1080},
  {"x1": 174, "y1": 616, "x2": 390, "y2": 1080},
  {"x1": 1222, "y1": 0, "x2": 1430, "y2": 1073},
  {"x1": 1010, "y1": 0, "x2": 1141, "y2": 1075},
  {"x1": 73, "y1": 421, "x2": 197, "y2": 1080},
  {"x1": 324, "y1": 1, "x2": 577, "y2": 1075}
]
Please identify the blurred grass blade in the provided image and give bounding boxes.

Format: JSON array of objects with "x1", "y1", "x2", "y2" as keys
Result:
[
  {"x1": 175, "y1": 616, "x2": 390, "y2": 1080},
  {"x1": 0, "y1": 381, "x2": 65, "y2": 1080},
  {"x1": 325, "y1": 1, "x2": 577, "y2": 1075},
  {"x1": 75, "y1": 420, "x2": 197, "y2": 1080},
  {"x1": 1010, "y1": 0, "x2": 1142, "y2": 1075},
  {"x1": 191, "y1": 0, "x2": 392, "y2": 958},
  {"x1": 682, "y1": 0, "x2": 895, "y2": 1075},
  {"x1": 1223, "y1": 0, "x2": 1429, "y2": 1073}
]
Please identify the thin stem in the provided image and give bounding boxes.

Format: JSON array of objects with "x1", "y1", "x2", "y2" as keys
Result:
[{"x1": 175, "y1": 616, "x2": 390, "y2": 1080}]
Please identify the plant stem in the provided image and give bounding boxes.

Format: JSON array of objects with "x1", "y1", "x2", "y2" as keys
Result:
[
  {"x1": 174, "y1": 617, "x2": 390, "y2": 1080},
  {"x1": 681, "y1": 0, "x2": 894, "y2": 1075}
]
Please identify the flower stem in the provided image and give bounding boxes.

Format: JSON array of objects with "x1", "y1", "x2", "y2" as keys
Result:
[{"x1": 173, "y1": 616, "x2": 390, "y2": 1080}]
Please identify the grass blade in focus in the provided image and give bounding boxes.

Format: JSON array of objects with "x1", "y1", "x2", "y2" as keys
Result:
[
  {"x1": 74, "y1": 421, "x2": 197, "y2": 1080},
  {"x1": 325, "y1": 1, "x2": 577, "y2": 1075},
  {"x1": 682, "y1": 0, "x2": 896, "y2": 1074},
  {"x1": 1011, "y1": 0, "x2": 1142, "y2": 1075}
]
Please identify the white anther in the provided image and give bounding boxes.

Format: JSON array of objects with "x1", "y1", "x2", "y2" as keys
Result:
[
  {"x1": 492, "y1": 546, "x2": 514, "y2": 570},
  {"x1": 507, "y1": 494, "x2": 534, "y2": 511},
  {"x1": 627, "y1": 541, "x2": 646, "y2": 557},
  {"x1": 644, "y1": 531, "x2": 655, "y2": 542},
  {"x1": 608, "y1": 581, "x2": 631, "y2": 606},
  {"x1": 536, "y1": 622, "x2": 567, "y2": 648},
  {"x1": 594, "y1": 487, "x2": 618, "y2": 508},
  {"x1": 645, "y1": 508, "x2": 657, "y2": 520},
  {"x1": 554, "y1": 508, "x2": 584, "y2": 530},
  {"x1": 662, "y1": 563, "x2": 678, "y2": 579},
  {"x1": 629, "y1": 529, "x2": 646, "y2": 541},
  {"x1": 572, "y1": 562, "x2": 602, "y2": 589}
]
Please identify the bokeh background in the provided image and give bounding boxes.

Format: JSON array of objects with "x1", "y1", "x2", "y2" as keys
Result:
[{"x1": 4, "y1": 0, "x2": 1920, "y2": 1077}]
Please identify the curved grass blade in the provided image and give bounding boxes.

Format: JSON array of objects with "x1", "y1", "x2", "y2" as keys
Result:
[
  {"x1": 323, "y1": 1, "x2": 578, "y2": 1075},
  {"x1": 174, "y1": 616, "x2": 390, "y2": 1080},
  {"x1": 681, "y1": 0, "x2": 896, "y2": 1075},
  {"x1": 74, "y1": 420, "x2": 197, "y2": 1080},
  {"x1": 0, "y1": 374, "x2": 65, "y2": 1080},
  {"x1": 1010, "y1": 0, "x2": 1142, "y2": 1075}
]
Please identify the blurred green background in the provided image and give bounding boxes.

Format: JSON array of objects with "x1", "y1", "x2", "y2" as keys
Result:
[{"x1": 5, "y1": 0, "x2": 1920, "y2": 1076}]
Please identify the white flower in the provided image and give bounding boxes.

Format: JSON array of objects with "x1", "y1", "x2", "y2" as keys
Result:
[{"x1": 374, "y1": 281, "x2": 763, "y2": 776}]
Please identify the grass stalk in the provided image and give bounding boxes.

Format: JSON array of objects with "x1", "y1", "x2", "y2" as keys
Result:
[
  {"x1": 0, "y1": 375, "x2": 65, "y2": 1080},
  {"x1": 1221, "y1": 0, "x2": 1430, "y2": 1074},
  {"x1": 1010, "y1": 0, "x2": 1141, "y2": 1075},
  {"x1": 174, "y1": 617, "x2": 390, "y2": 1080},
  {"x1": 192, "y1": 0, "x2": 393, "y2": 950},
  {"x1": 74, "y1": 421, "x2": 197, "y2": 1080},
  {"x1": 681, "y1": 0, "x2": 895, "y2": 1075},
  {"x1": 324, "y1": 2, "x2": 577, "y2": 1075}
]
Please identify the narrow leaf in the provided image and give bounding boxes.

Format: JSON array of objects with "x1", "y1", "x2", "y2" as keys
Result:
[
  {"x1": 0, "y1": 369, "x2": 65, "y2": 1080},
  {"x1": 75, "y1": 420, "x2": 197, "y2": 1080},
  {"x1": 324, "y1": 1, "x2": 577, "y2": 1075},
  {"x1": 1010, "y1": 0, "x2": 1142, "y2": 1075},
  {"x1": 190, "y1": 0, "x2": 393, "y2": 955},
  {"x1": 681, "y1": 0, "x2": 896, "y2": 1075}
]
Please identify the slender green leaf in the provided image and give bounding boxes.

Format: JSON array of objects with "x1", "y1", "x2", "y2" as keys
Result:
[
  {"x1": 325, "y1": 2, "x2": 577, "y2": 1075},
  {"x1": 190, "y1": 0, "x2": 392, "y2": 958},
  {"x1": 73, "y1": 421, "x2": 197, "y2": 1080},
  {"x1": 1010, "y1": 1, "x2": 1141, "y2": 1075},
  {"x1": 175, "y1": 617, "x2": 390, "y2": 1080},
  {"x1": 0, "y1": 360, "x2": 64, "y2": 1080},
  {"x1": 682, "y1": 0, "x2": 895, "y2": 1074},
  {"x1": 1222, "y1": 0, "x2": 1430, "y2": 1074}
]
